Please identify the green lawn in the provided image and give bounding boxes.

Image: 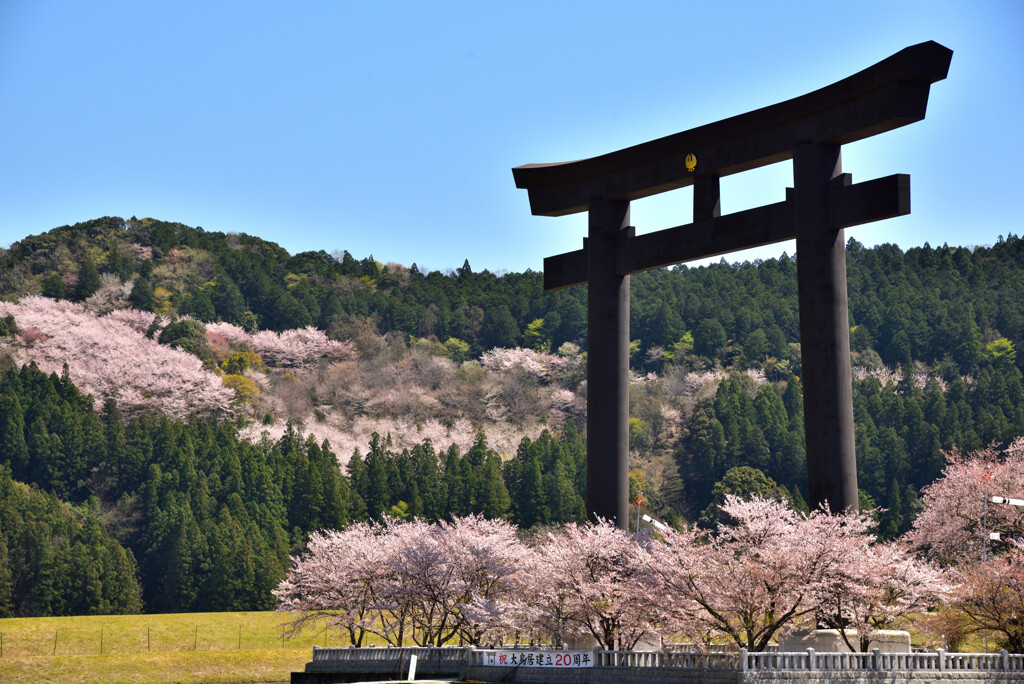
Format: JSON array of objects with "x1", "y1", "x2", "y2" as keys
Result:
[{"x1": 0, "y1": 611, "x2": 362, "y2": 683}]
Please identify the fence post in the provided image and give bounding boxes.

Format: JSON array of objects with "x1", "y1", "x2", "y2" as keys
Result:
[
  {"x1": 53, "y1": 629, "x2": 58, "y2": 655},
  {"x1": 740, "y1": 648, "x2": 748, "y2": 672},
  {"x1": 1002, "y1": 650, "x2": 1008, "y2": 671},
  {"x1": 807, "y1": 648, "x2": 815, "y2": 671},
  {"x1": 936, "y1": 648, "x2": 945, "y2": 672}
]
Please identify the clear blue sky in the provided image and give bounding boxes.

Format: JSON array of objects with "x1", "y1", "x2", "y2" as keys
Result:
[{"x1": 1, "y1": 1, "x2": 1021, "y2": 273}]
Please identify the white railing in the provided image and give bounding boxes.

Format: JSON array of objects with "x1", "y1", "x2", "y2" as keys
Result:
[
  {"x1": 666, "y1": 643, "x2": 776, "y2": 653},
  {"x1": 594, "y1": 647, "x2": 1024, "y2": 672},
  {"x1": 314, "y1": 645, "x2": 1024, "y2": 673},
  {"x1": 742, "y1": 648, "x2": 1023, "y2": 672},
  {"x1": 311, "y1": 644, "x2": 467, "y2": 668},
  {"x1": 944, "y1": 651, "x2": 1017, "y2": 671},
  {"x1": 594, "y1": 649, "x2": 739, "y2": 670}
]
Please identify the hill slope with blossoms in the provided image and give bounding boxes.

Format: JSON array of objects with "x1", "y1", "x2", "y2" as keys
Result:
[
  {"x1": 0, "y1": 297, "x2": 234, "y2": 419},
  {"x1": 1, "y1": 218, "x2": 1024, "y2": 534},
  {"x1": 0, "y1": 296, "x2": 584, "y2": 462}
]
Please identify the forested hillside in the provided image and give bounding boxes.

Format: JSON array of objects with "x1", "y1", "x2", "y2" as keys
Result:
[{"x1": 1, "y1": 217, "x2": 1023, "y2": 616}]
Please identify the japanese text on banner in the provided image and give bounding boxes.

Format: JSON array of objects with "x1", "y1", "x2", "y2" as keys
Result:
[{"x1": 480, "y1": 650, "x2": 593, "y2": 668}]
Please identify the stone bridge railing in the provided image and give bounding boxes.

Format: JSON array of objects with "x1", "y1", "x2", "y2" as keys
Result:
[
  {"x1": 310, "y1": 644, "x2": 467, "y2": 668},
  {"x1": 297, "y1": 644, "x2": 1024, "y2": 683},
  {"x1": 590, "y1": 647, "x2": 1024, "y2": 672}
]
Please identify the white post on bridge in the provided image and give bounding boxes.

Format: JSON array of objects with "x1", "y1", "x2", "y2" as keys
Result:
[
  {"x1": 641, "y1": 514, "x2": 669, "y2": 532},
  {"x1": 987, "y1": 493, "x2": 1024, "y2": 546}
]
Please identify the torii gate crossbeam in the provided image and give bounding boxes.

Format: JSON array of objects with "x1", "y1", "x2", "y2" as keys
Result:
[{"x1": 512, "y1": 42, "x2": 952, "y2": 527}]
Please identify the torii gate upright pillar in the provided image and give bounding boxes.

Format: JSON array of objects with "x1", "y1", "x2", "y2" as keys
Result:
[
  {"x1": 586, "y1": 198, "x2": 632, "y2": 526},
  {"x1": 794, "y1": 144, "x2": 859, "y2": 510}
]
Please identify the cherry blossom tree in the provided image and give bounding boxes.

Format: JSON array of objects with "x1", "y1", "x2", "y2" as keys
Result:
[
  {"x1": 277, "y1": 517, "x2": 660, "y2": 651},
  {"x1": 851, "y1": 364, "x2": 941, "y2": 391},
  {"x1": 952, "y1": 541, "x2": 1024, "y2": 652},
  {"x1": 650, "y1": 497, "x2": 872, "y2": 651},
  {"x1": 84, "y1": 273, "x2": 133, "y2": 314},
  {"x1": 103, "y1": 307, "x2": 162, "y2": 334},
  {"x1": 0, "y1": 297, "x2": 233, "y2": 419},
  {"x1": 442, "y1": 516, "x2": 528, "y2": 644},
  {"x1": 907, "y1": 438, "x2": 1024, "y2": 567},
  {"x1": 383, "y1": 516, "x2": 526, "y2": 646},
  {"x1": 650, "y1": 497, "x2": 951, "y2": 652},
  {"x1": 276, "y1": 516, "x2": 528, "y2": 647},
  {"x1": 533, "y1": 520, "x2": 661, "y2": 650},
  {"x1": 813, "y1": 540, "x2": 951, "y2": 652},
  {"x1": 463, "y1": 545, "x2": 544, "y2": 646},
  {"x1": 273, "y1": 522, "x2": 404, "y2": 646},
  {"x1": 205, "y1": 321, "x2": 354, "y2": 369},
  {"x1": 480, "y1": 347, "x2": 565, "y2": 380},
  {"x1": 276, "y1": 509, "x2": 961, "y2": 653}
]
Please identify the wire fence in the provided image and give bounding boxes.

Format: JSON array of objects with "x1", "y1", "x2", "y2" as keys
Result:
[{"x1": 0, "y1": 616, "x2": 355, "y2": 658}]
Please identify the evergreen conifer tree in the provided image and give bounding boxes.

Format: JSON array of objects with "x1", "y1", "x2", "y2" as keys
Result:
[
  {"x1": 0, "y1": 534, "x2": 13, "y2": 617},
  {"x1": 0, "y1": 393, "x2": 28, "y2": 474},
  {"x1": 75, "y1": 256, "x2": 101, "y2": 301}
]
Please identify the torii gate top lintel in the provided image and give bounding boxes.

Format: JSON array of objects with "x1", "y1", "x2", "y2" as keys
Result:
[{"x1": 512, "y1": 41, "x2": 951, "y2": 219}]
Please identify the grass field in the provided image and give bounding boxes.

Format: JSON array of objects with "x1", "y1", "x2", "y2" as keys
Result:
[
  {"x1": 0, "y1": 611, "x2": 369, "y2": 683},
  {"x1": 0, "y1": 611, "x2": 994, "y2": 683}
]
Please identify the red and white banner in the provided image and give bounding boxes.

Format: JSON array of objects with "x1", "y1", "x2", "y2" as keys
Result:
[{"x1": 479, "y1": 650, "x2": 594, "y2": 668}]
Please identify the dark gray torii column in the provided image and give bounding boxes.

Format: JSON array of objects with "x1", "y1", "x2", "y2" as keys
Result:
[
  {"x1": 586, "y1": 198, "x2": 633, "y2": 526},
  {"x1": 512, "y1": 42, "x2": 951, "y2": 527},
  {"x1": 794, "y1": 144, "x2": 859, "y2": 509}
]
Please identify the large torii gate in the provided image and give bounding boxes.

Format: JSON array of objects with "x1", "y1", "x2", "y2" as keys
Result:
[{"x1": 512, "y1": 41, "x2": 952, "y2": 527}]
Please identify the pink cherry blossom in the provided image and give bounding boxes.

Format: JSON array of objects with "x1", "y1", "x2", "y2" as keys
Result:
[
  {"x1": 276, "y1": 516, "x2": 528, "y2": 647},
  {"x1": 650, "y1": 497, "x2": 879, "y2": 651},
  {"x1": 480, "y1": 347, "x2": 565, "y2": 380},
  {"x1": 205, "y1": 321, "x2": 354, "y2": 369},
  {"x1": 0, "y1": 296, "x2": 234, "y2": 419},
  {"x1": 906, "y1": 438, "x2": 1024, "y2": 567},
  {"x1": 531, "y1": 520, "x2": 662, "y2": 650},
  {"x1": 952, "y1": 541, "x2": 1024, "y2": 652},
  {"x1": 273, "y1": 522, "x2": 395, "y2": 646},
  {"x1": 103, "y1": 307, "x2": 162, "y2": 334},
  {"x1": 813, "y1": 539, "x2": 951, "y2": 651}
]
